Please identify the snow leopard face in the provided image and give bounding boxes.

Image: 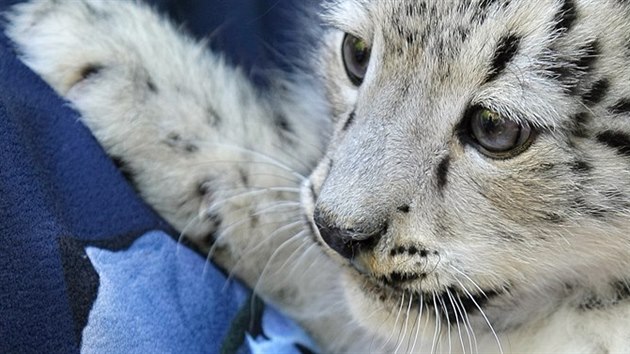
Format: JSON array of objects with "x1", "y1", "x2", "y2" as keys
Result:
[{"x1": 303, "y1": 0, "x2": 630, "y2": 333}]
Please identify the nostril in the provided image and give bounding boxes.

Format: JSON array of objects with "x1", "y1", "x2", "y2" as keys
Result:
[{"x1": 313, "y1": 210, "x2": 384, "y2": 260}]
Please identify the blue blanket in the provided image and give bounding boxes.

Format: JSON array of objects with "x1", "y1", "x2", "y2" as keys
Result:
[{"x1": 0, "y1": 0, "x2": 318, "y2": 353}]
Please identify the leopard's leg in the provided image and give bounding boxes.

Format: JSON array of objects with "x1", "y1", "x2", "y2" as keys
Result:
[{"x1": 6, "y1": 0, "x2": 322, "y2": 250}]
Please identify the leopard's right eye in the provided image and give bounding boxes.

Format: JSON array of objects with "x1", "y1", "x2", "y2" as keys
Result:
[
  {"x1": 342, "y1": 33, "x2": 371, "y2": 86},
  {"x1": 468, "y1": 107, "x2": 535, "y2": 159}
]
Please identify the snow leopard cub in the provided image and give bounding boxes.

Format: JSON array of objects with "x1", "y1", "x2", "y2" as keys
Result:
[{"x1": 7, "y1": 0, "x2": 630, "y2": 353}]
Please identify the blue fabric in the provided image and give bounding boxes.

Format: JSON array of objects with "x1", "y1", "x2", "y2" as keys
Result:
[
  {"x1": 80, "y1": 231, "x2": 248, "y2": 353},
  {"x1": 0, "y1": 0, "x2": 318, "y2": 353}
]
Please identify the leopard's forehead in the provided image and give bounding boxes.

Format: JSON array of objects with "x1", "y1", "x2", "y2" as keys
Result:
[
  {"x1": 323, "y1": 0, "x2": 630, "y2": 130},
  {"x1": 325, "y1": 0, "x2": 554, "y2": 49}
]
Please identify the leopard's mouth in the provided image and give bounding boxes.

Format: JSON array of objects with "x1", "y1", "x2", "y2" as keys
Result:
[
  {"x1": 301, "y1": 179, "x2": 502, "y2": 324},
  {"x1": 359, "y1": 270, "x2": 501, "y2": 325}
]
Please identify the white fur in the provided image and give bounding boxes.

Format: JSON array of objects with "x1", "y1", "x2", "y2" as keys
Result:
[{"x1": 6, "y1": 0, "x2": 630, "y2": 352}]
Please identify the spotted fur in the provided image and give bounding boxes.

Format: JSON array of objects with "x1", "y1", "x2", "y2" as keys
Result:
[{"x1": 6, "y1": 0, "x2": 630, "y2": 352}]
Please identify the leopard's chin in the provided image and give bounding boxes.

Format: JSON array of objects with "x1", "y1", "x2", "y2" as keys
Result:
[{"x1": 339, "y1": 262, "x2": 505, "y2": 331}]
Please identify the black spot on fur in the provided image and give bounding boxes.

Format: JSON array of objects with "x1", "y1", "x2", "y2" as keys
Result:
[
  {"x1": 165, "y1": 133, "x2": 198, "y2": 153},
  {"x1": 486, "y1": 34, "x2": 521, "y2": 82},
  {"x1": 342, "y1": 110, "x2": 356, "y2": 132},
  {"x1": 478, "y1": 0, "x2": 503, "y2": 10},
  {"x1": 609, "y1": 99, "x2": 630, "y2": 115},
  {"x1": 274, "y1": 113, "x2": 296, "y2": 145},
  {"x1": 436, "y1": 155, "x2": 451, "y2": 191},
  {"x1": 553, "y1": 0, "x2": 578, "y2": 34},
  {"x1": 390, "y1": 246, "x2": 429, "y2": 257},
  {"x1": 397, "y1": 205, "x2": 411, "y2": 213},
  {"x1": 596, "y1": 131, "x2": 630, "y2": 157},
  {"x1": 406, "y1": 33, "x2": 415, "y2": 45},
  {"x1": 474, "y1": 0, "x2": 510, "y2": 24},
  {"x1": 542, "y1": 212, "x2": 564, "y2": 223},
  {"x1": 581, "y1": 78, "x2": 610, "y2": 106},
  {"x1": 548, "y1": 41, "x2": 600, "y2": 91},
  {"x1": 570, "y1": 160, "x2": 592, "y2": 173},
  {"x1": 533, "y1": 163, "x2": 555, "y2": 172},
  {"x1": 167, "y1": 132, "x2": 181, "y2": 142},
  {"x1": 83, "y1": 1, "x2": 110, "y2": 18},
  {"x1": 458, "y1": 27, "x2": 470, "y2": 42},
  {"x1": 390, "y1": 246, "x2": 406, "y2": 257},
  {"x1": 579, "y1": 280, "x2": 630, "y2": 311},
  {"x1": 579, "y1": 294, "x2": 604, "y2": 311},
  {"x1": 570, "y1": 112, "x2": 591, "y2": 137},
  {"x1": 274, "y1": 113, "x2": 293, "y2": 133},
  {"x1": 389, "y1": 272, "x2": 421, "y2": 284},
  {"x1": 197, "y1": 182, "x2": 211, "y2": 197},
  {"x1": 207, "y1": 212, "x2": 222, "y2": 230},
  {"x1": 239, "y1": 169, "x2": 249, "y2": 186},
  {"x1": 79, "y1": 64, "x2": 103, "y2": 80},
  {"x1": 574, "y1": 41, "x2": 600, "y2": 74},
  {"x1": 573, "y1": 197, "x2": 607, "y2": 218},
  {"x1": 250, "y1": 213, "x2": 260, "y2": 228},
  {"x1": 206, "y1": 106, "x2": 222, "y2": 126},
  {"x1": 146, "y1": 78, "x2": 158, "y2": 93},
  {"x1": 614, "y1": 280, "x2": 630, "y2": 300}
]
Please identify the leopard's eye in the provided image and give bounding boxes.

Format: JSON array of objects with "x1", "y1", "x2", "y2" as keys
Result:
[
  {"x1": 469, "y1": 108, "x2": 534, "y2": 158},
  {"x1": 342, "y1": 33, "x2": 371, "y2": 86}
]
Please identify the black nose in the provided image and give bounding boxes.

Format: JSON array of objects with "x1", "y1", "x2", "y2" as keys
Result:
[{"x1": 313, "y1": 210, "x2": 384, "y2": 259}]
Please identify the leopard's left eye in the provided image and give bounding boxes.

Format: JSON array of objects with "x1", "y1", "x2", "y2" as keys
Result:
[
  {"x1": 469, "y1": 107, "x2": 534, "y2": 158},
  {"x1": 342, "y1": 33, "x2": 371, "y2": 86}
]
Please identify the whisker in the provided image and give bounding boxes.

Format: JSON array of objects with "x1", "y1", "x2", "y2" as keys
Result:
[
  {"x1": 409, "y1": 293, "x2": 424, "y2": 353},
  {"x1": 238, "y1": 218, "x2": 303, "y2": 257},
  {"x1": 205, "y1": 215, "x2": 292, "y2": 261},
  {"x1": 193, "y1": 141, "x2": 308, "y2": 179},
  {"x1": 446, "y1": 287, "x2": 466, "y2": 354},
  {"x1": 394, "y1": 293, "x2": 413, "y2": 354},
  {"x1": 251, "y1": 229, "x2": 308, "y2": 298},
  {"x1": 225, "y1": 218, "x2": 303, "y2": 277},
  {"x1": 437, "y1": 293, "x2": 452, "y2": 354},
  {"x1": 273, "y1": 238, "x2": 310, "y2": 278},
  {"x1": 384, "y1": 292, "x2": 406, "y2": 348},
  {"x1": 285, "y1": 243, "x2": 319, "y2": 280},
  {"x1": 207, "y1": 187, "x2": 301, "y2": 213},
  {"x1": 247, "y1": 171, "x2": 304, "y2": 184},
  {"x1": 430, "y1": 292, "x2": 442, "y2": 354},
  {"x1": 453, "y1": 277, "x2": 504, "y2": 354},
  {"x1": 369, "y1": 295, "x2": 396, "y2": 353},
  {"x1": 456, "y1": 292, "x2": 479, "y2": 354},
  {"x1": 225, "y1": 234, "x2": 308, "y2": 291},
  {"x1": 175, "y1": 213, "x2": 202, "y2": 256},
  {"x1": 449, "y1": 265, "x2": 489, "y2": 299}
]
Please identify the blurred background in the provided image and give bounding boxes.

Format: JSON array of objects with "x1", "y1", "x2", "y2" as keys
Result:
[
  {"x1": 149, "y1": 0, "x2": 313, "y2": 86},
  {"x1": 1, "y1": 0, "x2": 315, "y2": 84}
]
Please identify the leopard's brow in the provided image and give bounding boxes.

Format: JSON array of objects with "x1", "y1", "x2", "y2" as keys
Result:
[{"x1": 322, "y1": 0, "x2": 372, "y2": 39}]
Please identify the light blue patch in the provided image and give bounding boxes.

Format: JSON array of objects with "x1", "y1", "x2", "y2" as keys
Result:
[
  {"x1": 246, "y1": 305, "x2": 320, "y2": 354},
  {"x1": 82, "y1": 231, "x2": 249, "y2": 353}
]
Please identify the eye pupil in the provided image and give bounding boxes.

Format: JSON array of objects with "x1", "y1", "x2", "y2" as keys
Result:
[
  {"x1": 469, "y1": 108, "x2": 533, "y2": 158},
  {"x1": 342, "y1": 34, "x2": 371, "y2": 86}
]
